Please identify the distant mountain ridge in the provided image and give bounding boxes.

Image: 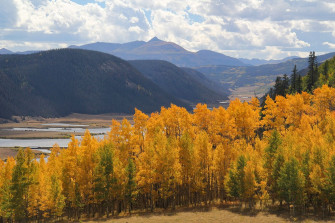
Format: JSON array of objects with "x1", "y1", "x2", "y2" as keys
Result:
[
  {"x1": 69, "y1": 37, "x2": 248, "y2": 67},
  {"x1": 239, "y1": 56, "x2": 301, "y2": 66},
  {"x1": 196, "y1": 52, "x2": 335, "y2": 96},
  {"x1": 0, "y1": 48, "x2": 13, "y2": 54}
]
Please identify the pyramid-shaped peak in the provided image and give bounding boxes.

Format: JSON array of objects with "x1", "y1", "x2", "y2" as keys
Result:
[{"x1": 148, "y1": 37, "x2": 162, "y2": 42}]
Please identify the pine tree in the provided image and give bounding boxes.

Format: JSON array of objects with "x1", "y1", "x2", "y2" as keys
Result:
[
  {"x1": 271, "y1": 153, "x2": 284, "y2": 203},
  {"x1": 264, "y1": 130, "x2": 282, "y2": 193},
  {"x1": 296, "y1": 74, "x2": 302, "y2": 93},
  {"x1": 236, "y1": 155, "x2": 247, "y2": 200},
  {"x1": 306, "y1": 51, "x2": 318, "y2": 92},
  {"x1": 10, "y1": 149, "x2": 35, "y2": 221},
  {"x1": 290, "y1": 65, "x2": 298, "y2": 93},
  {"x1": 278, "y1": 158, "x2": 305, "y2": 207},
  {"x1": 94, "y1": 144, "x2": 115, "y2": 217}
]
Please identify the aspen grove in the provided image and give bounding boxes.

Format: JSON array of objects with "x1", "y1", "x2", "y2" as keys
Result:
[{"x1": 2, "y1": 85, "x2": 335, "y2": 221}]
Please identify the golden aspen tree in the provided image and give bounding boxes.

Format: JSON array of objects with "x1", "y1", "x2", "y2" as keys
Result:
[
  {"x1": 60, "y1": 135, "x2": 80, "y2": 214},
  {"x1": 262, "y1": 95, "x2": 277, "y2": 132},
  {"x1": 210, "y1": 107, "x2": 236, "y2": 147},
  {"x1": 47, "y1": 144, "x2": 65, "y2": 218},
  {"x1": 213, "y1": 144, "x2": 226, "y2": 202},
  {"x1": 178, "y1": 132, "x2": 196, "y2": 206},
  {"x1": 193, "y1": 104, "x2": 212, "y2": 133},
  {"x1": 27, "y1": 156, "x2": 50, "y2": 218},
  {"x1": 244, "y1": 161, "x2": 256, "y2": 208},
  {"x1": 228, "y1": 99, "x2": 260, "y2": 143},
  {"x1": 285, "y1": 94, "x2": 308, "y2": 128},
  {"x1": 133, "y1": 108, "x2": 149, "y2": 153},
  {"x1": 193, "y1": 131, "x2": 213, "y2": 204},
  {"x1": 160, "y1": 104, "x2": 192, "y2": 139},
  {"x1": 313, "y1": 85, "x2": 335, "y2": 119},
  {"x1": 154, "y1": 133, "x2": 181, "y2": 208},
  {"x1": 117, "y1": 119, "x2": 134, "y2": 163},
  {"x1": 146, "y1": 112, "x2": 164, "y2": 140},
  {"x1": 310, "y1": 164, "x2": 327, "y2": 211},
  {"x1": 77, "y1": 130, "x2": 99, "y2": 213},
  {"x1": 136, "y1": 141, "x2": 156, "y2": 211},
  {"x1": 108, "y1": 119, "x2": 122, "y2": 147},
  {"x1": 0, "y1": 157, "x2": 15, "y2": 219}
]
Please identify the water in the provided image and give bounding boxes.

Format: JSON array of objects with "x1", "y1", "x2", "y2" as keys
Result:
[
  {"x1": 41, "y1": 123, "x2": 89, "y2": 127},
  {"x1": 0, "y1": 134, "x2": 106, "y2": 148},
  {"x1": 9, "y1": 127, "x2": 110, "y2": 134}
]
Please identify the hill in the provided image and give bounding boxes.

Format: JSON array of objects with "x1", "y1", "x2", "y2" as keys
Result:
[
  {"x1": 129, "y1": 60, "x2": 227, "y2": 104},
  {"x1": 0, "y1": 49, "x2": 189, "y2": 119},
  {"x1": 0, "y1": 48, "x2": 13, "y2": 54},
  {"x1": 239, "y1": 56, "x2": 300, "y2": 66},
  {"x1": 196, "y1": 52, "x2": 335, "y2": 97},
  {"x1": 70, "y1": 37, "x2": 247, "y2": 67}
]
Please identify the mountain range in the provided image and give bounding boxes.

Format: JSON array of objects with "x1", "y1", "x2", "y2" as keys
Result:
[
  {"x1": 2, "y1": 38, "x2": 335, "y2": 106},
  {"x1": 68, "y1": 37, "x2": 248, "y2": 67},
  {"x1": 0, "y1": 49, "x2": 227, "y2": 119}
]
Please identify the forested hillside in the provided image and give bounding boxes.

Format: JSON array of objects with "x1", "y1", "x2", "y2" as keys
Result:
[
  {"x1": 0, "y1": 49, "x2": 189, "y2": 119},
  {"x1": 267, "y1": 53, "x2": 335, "y2": 99},
  {"x1": 197, "y1": 52, "x2": 335, "y2": 96},
  {"x1": 129, "y1": 60, "x2": 227, "y2": 104},
  {"x1": 2, "y1": 84, "x2": 335, "y2": 221}
]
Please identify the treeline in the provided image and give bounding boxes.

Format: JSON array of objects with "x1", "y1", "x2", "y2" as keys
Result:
[
  {"x1": 268, "y1": 51, "x2": 335, "y2": 99},
  {"x1": 2, "y1": 85, "x2": 335, "y2": 221}
]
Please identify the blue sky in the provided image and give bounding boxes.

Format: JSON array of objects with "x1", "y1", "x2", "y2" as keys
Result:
[{"x1": 1, "y1": 0, "x2": 335, "y2": 59}]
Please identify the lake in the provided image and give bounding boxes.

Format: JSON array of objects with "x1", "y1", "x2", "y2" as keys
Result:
[
  {"x1": 0, "y1": 134, "x2": 106, "y2": 148},
  {"x1": 0, "y1": 123, "x2": 110, "y2": 148}
]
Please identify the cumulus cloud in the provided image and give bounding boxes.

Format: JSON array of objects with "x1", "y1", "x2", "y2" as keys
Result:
[
  {"x1": 0, "y1": 0, "x2": 334, "y2": 59},
  {"x1": 323, "y1": 42, "x2": 335, "y2": 49}
]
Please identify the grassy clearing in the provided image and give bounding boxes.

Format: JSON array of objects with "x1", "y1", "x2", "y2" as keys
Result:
[
  {"x1": 0, "y1": 147, "x2": 47, "y2": 160},
  {"x1": 83, "y1": 206, "x2": 335, "y2": 223}
]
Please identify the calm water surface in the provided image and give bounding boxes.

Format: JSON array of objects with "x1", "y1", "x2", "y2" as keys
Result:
[
  {"x1": 0, "y1": 123, "x2": 109, "y2": 148},
  {"x1": 0, "y1": 135, "x2": 105, "y2": 148}
]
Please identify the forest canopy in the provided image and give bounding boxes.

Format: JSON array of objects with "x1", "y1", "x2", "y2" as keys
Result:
[{"x1": 1, "y1": 85, "x2": 335, "y2": 221}]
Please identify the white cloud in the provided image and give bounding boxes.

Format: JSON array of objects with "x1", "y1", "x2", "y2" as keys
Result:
[
  {"x1": 323, "y1": 42, "x2": 335, "y2": 49},
  {"x1": 0, "y1": 0, "x2": 334, "y2": 59}
]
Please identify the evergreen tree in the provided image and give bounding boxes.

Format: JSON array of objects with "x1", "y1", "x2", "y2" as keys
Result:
[
  {"x1": 278, "y1": 158, "x2": 305, "y2": 206},
  {"x1": 274, "y1": 75, "x2": 289, "y2": 97},
  {"x1": 10, "y1": 149, "x2": 35, "y2": 221},
  {"x1": 290, "y1": 65, "x2": 298, "y2": 93},
  {"x1": 271, "y1": 153, "x2": 284, "y2": 203},
  {"x1": 324, "y1": 60, "x2": 329, "y2": 80},
  {"x1": 226, "y1": 168, "x2": 239, "y2": 199},
  {"x1": 306, "y1": 51, "x2": 318, "y2": 92},
  {"x1": 225, "y1": 155, "x2": 247, "y2": 200},
  {"x1": 274, "y1": 77, "x2": 284, "y2": 96},
  {"x1": 264, "y1": 130, "x2": 282, "y2": 199},
  {"x1": 296, "y1": 74, "x2": 302, "y2": 93},
  {"x1": 94, "y1": 144, "x2": 116, "y2": 216}
]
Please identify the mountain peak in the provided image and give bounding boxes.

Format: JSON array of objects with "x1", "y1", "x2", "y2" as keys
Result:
[
  {"x1": 0, "y1": 48, "x2": 13, "y2": 54},
  {"x1": 148, "y1": 37, "x2": 161, "y2": 42}
]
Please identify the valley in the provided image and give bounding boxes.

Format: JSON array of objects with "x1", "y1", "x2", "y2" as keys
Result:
[{"x1": 0, "y1": 113, "x2": 132, "y2": 159}]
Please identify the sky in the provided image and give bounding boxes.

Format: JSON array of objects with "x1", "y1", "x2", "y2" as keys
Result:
[{"x1": 0, "y1": 0, "x2": 335, "y2": 59}]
